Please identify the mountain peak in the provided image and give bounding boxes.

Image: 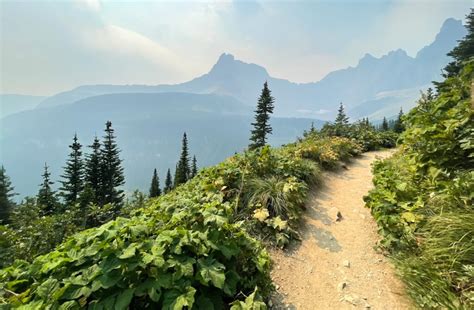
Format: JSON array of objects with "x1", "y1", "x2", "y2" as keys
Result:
[
  {"x1": 208, "y1": 52, "x2": 269, "y2": 78},
  {"x1": 216, "y1": 53, "x2": 235, "y2": 64},
  {"x1": 416, "y1": 17, "x2": 466, "y2": 60},
  {"x1": 436, "y1": 18, "x2": 464, "y2": 41},
  {"x1": 358, "y1": 53, "x2": 376, "y2": 65}
]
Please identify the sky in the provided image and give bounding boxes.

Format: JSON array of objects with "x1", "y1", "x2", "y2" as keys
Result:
[{"x1": 0, "y1": 0, "x2": 471, "y2": 96}]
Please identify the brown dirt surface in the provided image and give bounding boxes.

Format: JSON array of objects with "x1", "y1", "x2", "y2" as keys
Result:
[{"x1": 269, "y1": 150, "x2": 412, "y2": 310}]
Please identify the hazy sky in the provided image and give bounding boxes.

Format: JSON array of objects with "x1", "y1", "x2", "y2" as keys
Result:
[{"x1": 0, "y1": 0, "x2": 471, "y2": 96}]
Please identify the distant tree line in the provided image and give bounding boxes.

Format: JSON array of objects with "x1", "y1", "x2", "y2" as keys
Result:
[{"x1": 0, "y1": 122, "x2": 200, "y2": 227}]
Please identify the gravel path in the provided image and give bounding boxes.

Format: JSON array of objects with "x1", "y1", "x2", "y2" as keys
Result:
[{"x1": 270, "y1": 150, "x2": 412, "y2": 309}]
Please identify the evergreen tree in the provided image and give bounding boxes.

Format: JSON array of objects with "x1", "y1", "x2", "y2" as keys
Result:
[
  {"x1": 37, "y1": 163, "x2": 59, "y2": 215},
  {"x1": 393, "y1": 108, "x2": 405, "y2": 133},
  {"x1": 100, "y1": 121, "x2": 125, "y2": 208},
  {"x1": 60, "y1": 134, "x2": 84, "y2": 206},
  {"x1": 0, "y1": 166, "x2": 16, "y2": 224},
  {"x1": 85, "y1": 136, "x2": 101, "y2": 204},
  {"x1": 191, "y1": 155, "x2": 198, "y2": 178},
  {"x1": 174, "y1": 132, "x2": 190, "y2": 186},
  {"x1": 334, "y1": 102, "x2": 349, "y2": 136},
  {"x1": 164, "y1": 168, "x2": 173, "y2": 193},
  {"x1": 444, "y1": 9, "x2": 474, "y2": 77},
  {"x1": 249, "y1": 81, "x2": 275, "y2": 149},
  {"x1": 381, "y1": 117, "x2": 389, "y2": 131},
  {"x1": 149, "y1": 168, "x2": 161, "y2": 198}
]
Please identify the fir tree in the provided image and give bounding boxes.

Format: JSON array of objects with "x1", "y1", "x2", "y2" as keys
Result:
[
  {"x1": 164, "y1": 168, "x2": 173, "y2": 193},
  {"x1": 60, "y1": 134, "x2": 84, "y2": 206},
  {"x1": 85, "y1": 136, "x2": 101, "y2": 204},
  {"x1": 37, "y1": 163, "x2": 59, "y2": 215},
  {"x1": 191, "y1": 155, "x2": 198, "y2": 178},
  {"x1": 149, "y1": 168, "x2": 161, "y2": 198},
  {"x1": 393, "y1": 108, "x2": 405, "y2": 133},
  {"x1": 249, "y1": 81, "x2": 275, "y2": 150},
  {"x1": 381, "y1": 117, "x2": 389, "y2": 131},
  {"x1": 174, "y1": 132, "x2": 190, "y2": 186},
  {"x1": 100, "y1": 121, "x2": 125, "y2": 208},
  {"x1": 334, "y1": 102, "x2": 349, "y2": 136},
  {"x1": 0, "y1": 166, "x2": 16, "y2": 224},
  {"x1": 444, "y1": 9, "x2": 474, "y2": 77}
]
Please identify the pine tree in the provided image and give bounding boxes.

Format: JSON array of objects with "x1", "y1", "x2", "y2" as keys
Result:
[
  {"x1": 191, "y1": 155, "x2": 198, "y2": 178},
  {"x1": 444, "y1": 9, "x2": 474, "y2": 77},
  {"x1": 37, "y1": 163, "x2": 59, "y2": 215},
  {"x1": 149, "y1": 168, "x2": 161, "y2": 198},
  {"x1": 0, "y1": 166, "x2": 16, "y2": 224},
  {"x1": 381, "y1": 117, "x2": 389, "y2": 131},
  {"x1": 164, "y1": 168, "x2": 173, "y2": 193},
  {"x1": 174, "y1": 132, "x2": 190, "y2": 186},
  {"x1": 334, "y1": 102, "x2": 349, "y2": 136},
  {"x1": 393, "y1": 108, "x2": 405, "y2": 133},
  {"x1": 85, "y1": 136, "x2": 101, "y2": 205},
  {"x1": 100, "y1": 121, "x2": 125, "y2": 208},
  {"x1": 249, "y1": 81, "x2": 275, "y2": 150},
  {"x1": 60, "y1": 134, "x2": 84, "y2": 206}
]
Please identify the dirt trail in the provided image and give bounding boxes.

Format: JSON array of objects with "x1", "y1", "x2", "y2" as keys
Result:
[{"x1": 270, "y1": 150, "x2": 411, "y2": 310}]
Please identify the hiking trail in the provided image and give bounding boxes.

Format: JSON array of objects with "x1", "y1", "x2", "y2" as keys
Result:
[{"x1": 270, "y1": 150, "x2": 411, "y2": 309}]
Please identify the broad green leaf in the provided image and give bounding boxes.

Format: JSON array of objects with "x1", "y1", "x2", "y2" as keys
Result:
[
  {"x1": 119, "y1": 244, "x2": 137, "y2": 259},
  {"x1": 114, "y1": 288, "x2": 135, "y2": 310},
  {"x1": 197, "y1": 258, "x2": 226, "y2": 289}
]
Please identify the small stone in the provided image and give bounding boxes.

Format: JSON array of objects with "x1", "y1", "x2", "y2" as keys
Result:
[
  {"x1": 277, "y1": 265, "x2": 281, "y2": 270},
  {"x1": 359, "y1": 214, "x2": 366, "y2": 220},
  {"x1": 275, "y1": 285, "x2": 280, "y2": 290},
  {"x1": 343, "y1": 260, "x2": 351, "y2": 268},
  {"x1": 329, "y1": 207, "x2": 343, "y2": 222},
  {"x1": 337, "y1": 282, "x2": 347, "y2": 291},
  {"x1": 268, "y1": 300, "x2": 273, "y2": 307}
]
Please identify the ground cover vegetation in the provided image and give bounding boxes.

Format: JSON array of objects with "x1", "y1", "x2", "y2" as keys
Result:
[{"x1": 364, "y1": 10, "x2": 474, "y2": 308}]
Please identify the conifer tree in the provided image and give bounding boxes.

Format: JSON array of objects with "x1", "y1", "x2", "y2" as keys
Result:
[
  {"x1": 191, "y1": 155, "x2": 198, "y2": 178},
  {"x1": 444, "y1": 9, "x2": 474, "y2": 77},
  {"x1": 393, "y1": 108, "x2": 405, "y2": 133},
  {"x1": 0, "y1": 166, "x2": 16, "y2": 224},
  {"x1": 309, "y1": 122, "x2": 316, "y2": 134},
  {"x1": 85, "y1": 136, "x2": 101, "y2": 204},
  {"x1": 149, "y1": 168, "x2": 161, "y2": 198},
  {"x1": 37, "y1": 163, "x2": 59, "y2": 215},
  {"x1": 381, "y1": 117, "x2": 389, "y2": 131},
  {"x1": 164, "y1": 168, "x2": 173, "y2": 193},
  {"x1": 334, "y1": 102, "x2": 349, "y2": 136},
  {"x1": 249, "y1": 82, "x2": 275, "y2": 150},
  {"x1": 100, "y1": 121, "x2": 125, "y2": 208},
  {"x1": 60, "y1": 134, "x2": 84, "y2": 206},
  {"x1": 174, "y1": 132, "x2": 190, "y2": 186}
]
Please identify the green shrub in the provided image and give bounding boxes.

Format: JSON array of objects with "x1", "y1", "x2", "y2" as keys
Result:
[{"x1": 365, "y1": 59, "x2": 474, "y2": 308}]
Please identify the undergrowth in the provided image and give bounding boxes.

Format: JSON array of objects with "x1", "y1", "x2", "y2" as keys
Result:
[{"x1": 0, "y1": 135, "x2": 362, "y2": 309}]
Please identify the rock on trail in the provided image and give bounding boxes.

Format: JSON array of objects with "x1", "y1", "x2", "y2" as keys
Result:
[{"x1": 270, "y1": 150, "x2": 411, "y2": 309}]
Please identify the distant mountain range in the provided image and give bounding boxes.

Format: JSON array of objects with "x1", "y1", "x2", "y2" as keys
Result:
[
  {"x1": 33, "y1": 18, "x2": 465, "y2": 120},
  {"x1": 0, "y1": 18, "x2": 466, "y2": 198}
]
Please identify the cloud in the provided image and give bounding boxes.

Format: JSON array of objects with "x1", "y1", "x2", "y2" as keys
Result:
[{"x1": 82, "y1": 24, "x2": 185, "y2": 75}]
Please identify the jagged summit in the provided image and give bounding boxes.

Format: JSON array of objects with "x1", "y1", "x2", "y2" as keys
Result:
[{"x1": 208, "y1": 52, "x2": 269, "y2": 78}]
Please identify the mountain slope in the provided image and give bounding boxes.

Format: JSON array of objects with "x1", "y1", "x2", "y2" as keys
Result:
[
  {"x1": 0, "y1": 94, "x2": 45, "y2": 118},
  {"x1": 0, "y1": 92, "x2": 323, "y2": 197},
  {"x1": 36, "y1": 18, "x2": 466, "y2": 120}
]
